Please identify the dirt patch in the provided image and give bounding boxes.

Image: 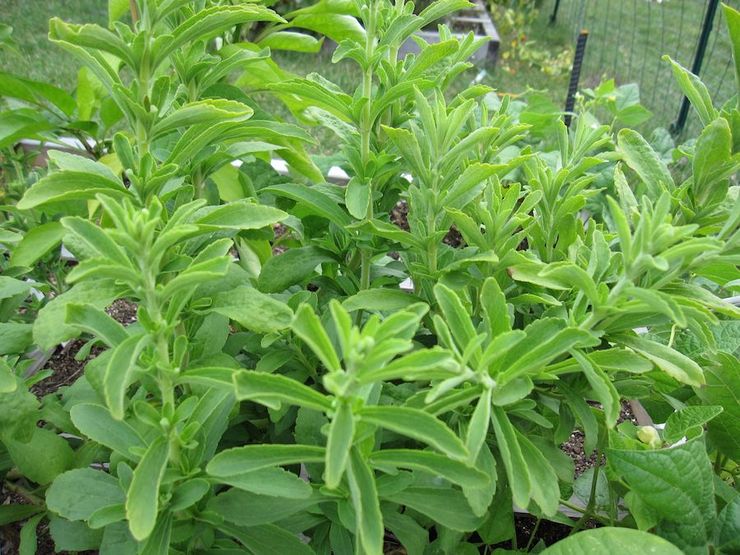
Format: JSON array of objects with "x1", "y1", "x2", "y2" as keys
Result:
[
  {"x1": 105, "y1": 299, "x2": 137, "y2": 325},
  {"x1": 561, "y1": 401, "x2": 638, "y2": 477}
]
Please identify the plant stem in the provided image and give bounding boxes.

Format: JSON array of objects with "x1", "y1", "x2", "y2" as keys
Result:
[
  {"x1": 569, "y1": 448, "x2": 603, "y2": 536},
  {"x1": 360, "y1": 249, "x2": 371, "y2": 291},
  {"x1": 525, "y1": 517, "x2": 541, "y2": 551},
  {"x1": 130, "y1": 0, "x2": 139, "y2": 24},
  {"x1": 3, "y1": 481, "x2": 43, "y2": 505}
]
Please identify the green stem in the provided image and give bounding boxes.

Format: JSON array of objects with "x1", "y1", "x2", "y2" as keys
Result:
[
  {"x1": 525, "y1": 518, "x2": 541, "y2": 551},
  {"x1": 360, "y1": 249, "x2": 371, "y2": 291},
  {"x1": 3, "y1": 481, "x2": 43, "y2": 505},
  {"x1": 569, "y1": 448, "x2": 603, "y2": 536}
]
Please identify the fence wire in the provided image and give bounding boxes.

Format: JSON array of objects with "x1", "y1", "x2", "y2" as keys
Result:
[{"x1": 550, "y1": 0, "x2": 738, "y2": 136}]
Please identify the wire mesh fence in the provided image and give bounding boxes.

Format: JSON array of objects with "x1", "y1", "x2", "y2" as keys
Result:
[{"x1": 550, "y1": 0, "x2": 738, "y2": 136}]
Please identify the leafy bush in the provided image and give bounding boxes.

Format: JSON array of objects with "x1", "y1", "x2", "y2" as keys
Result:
[{"x1": 1, "y1": 0, "x2": 739, "y2": 553}]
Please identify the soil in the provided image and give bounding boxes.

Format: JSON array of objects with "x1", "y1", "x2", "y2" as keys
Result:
[
  {"x1": 272, "y1": 223, "x2": 289, "y2": 255},
  {"x1": 29, "y1": 340, "x2": 99, "y2": 399},
  {"x1": 105, "y1": 299, "x2": 137, "y2": 325},
  {"x1": 491, "y1": 513, "x2": 582, "y2": 551},
  {"x1": 561, "y1": 401, "x2": 638, "y2": 477}
]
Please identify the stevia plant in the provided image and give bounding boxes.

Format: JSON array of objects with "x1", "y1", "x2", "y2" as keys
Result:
[{"x1": 1, "y1": 0, "x2": 739, "y2": 554}]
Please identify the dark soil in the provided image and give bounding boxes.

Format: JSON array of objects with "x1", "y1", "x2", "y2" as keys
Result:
[
  {"x1": 491, "y1": 513, "x2": 579, "y2": 551},
  {"x1": 29, "y1": 340, "x2": 95, "y2": 398},
  {"x1": 0, "y1": 492, "x2": 56, "y2": 555},
  {"x1": 391, "y1": 201, "x2": 410, "y2": 231},
  {"x1": 561, "y1": 401, "x2": 638, "y2": 477},
  {"x1": 272, "y1": 223, "x2": 289, "y2": 255},
  {"x1": 105, "y1": 299, "x2": 137, "y2": 325}
]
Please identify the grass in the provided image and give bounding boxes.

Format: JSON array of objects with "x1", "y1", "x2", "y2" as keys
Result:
[{"x1": 0, "y1": 0, "x2": 107, "y2": 89}]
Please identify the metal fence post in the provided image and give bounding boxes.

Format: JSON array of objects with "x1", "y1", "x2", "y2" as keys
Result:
[
  {"x1": 671, "y1": 0, "x2": 721, "y2": 135},
  {"x1": 550, "y1": 0, "x2": 562, "y2": 24},
  {"x1": 564, "y1": 30, "x2": 589, "y2": 127}
]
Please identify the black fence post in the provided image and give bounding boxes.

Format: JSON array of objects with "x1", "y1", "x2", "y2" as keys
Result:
[
  {"x1": 671, "y1": 0, "x2": 720, "y2": 135},
  {"x1": 564, "y1": 30, "x2": 589, "y2": 127},
  {"x1": 550, "y1": 0, "x2": 562, "y2": 24}
]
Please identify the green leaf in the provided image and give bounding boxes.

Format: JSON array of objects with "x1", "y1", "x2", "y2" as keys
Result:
[
  {"x1": 195, "y1": 200, "x2": 287, "y2": 231},
  {"x1": 619, "y1": 336, "x2": 704, "y2": 387},
  {"x1": 0, "y1": 322, "x2": 32, "y2": 354},
  {"x1": 695, "y1": 352, "x2": 740, "y2": 459},
  {"x1": 152, "y1": 99, "x2": 253, "y2": 137},
  {"x1": 264, "y1": 183, "x2": 352, "y2": 228},
  {"x1": 444, "y1": 163, "x2": 502, "y2": 209},
  {"x1": 46, "y1": 18, "x2": 133, "y2": 66},
  {"x1": 345, "y1": 176, "x2": 370, "y2": 219},
  {"x1": 325, "y1": 401, "x2": 354, "y2": 488},
  {"x1": 48, "y1": 517, "x2": 103, "y2": 552},
  {"x1": 608, "y1": 437, "x2": 715, "y2": 553},
  {"x1": 233, "y1": 370, "x2": 332, "y2": 412},
  {"x1": 47, "y1": 468, "x2": 124, "y2": 521},
  {"x1": 17, "y1": 171, "x2": 127, "y2": 211},
  {"x1": 70, "y1": 403, "x2": 146, "y2": 459},
  {"x1": 258, "y1": 246, "x2": 335, "y2": 293},
  {"x1": 217, "y1": 467, "x2": 313, "y2": 499},
  {"x1": 65, "y1": 303, "x2": 128, "y2": 347},
  {"x1": 208, "y1": 489, "x2": 322, "y2": 527},
  {"x1": 516, "y1": 432, "x2": 559, "y2": 516},
  {"x1": 211, "y1": 286, "x2": 293, "y2": 333},
  {"x1": 0, "y1": 70, "x2": 76, "y2": 115},
  {"x1": 724, "y1": 4, "x2": 740, "y2": 105},
  {"x1": 663, "y1": 55, "x2": 717, "y2": 126},
  {"x1": 342, "y1": 288, "x2": 424, "y2": 312},
  {"x1": 369, "y1": 449, "x2": 489, "y2": 489},
  {"x1": 499, "y1": 321, "x2": 597, "y2": 382},
  {"x1": 715, "y1": 495, "x2": 740, "y2": 553},
  {"x1": 104, "y1": 334, "x2": 149, "y2": 420},
  {"x1": 359, "y1": 405, "x2": 467, "y2": 459},
  {"x1": 617, "y1": 128, "x2": 675, "y2": 197},
  {"x1": 207, "y1": 444, "x2": 325, "y2": 476},
  {"x1": 61, "y1": 216, "x2": 130, "y2": 266},
  {"x1": 0, "y1": 359, "x2": 16, "y2": 393},
  {"x1": 168, "y1": 479, "x2": 210, "y2": 512},
  {"x1": 126, "y1": 437, "x2": 169, "y2": 541},
  {"x1": 108, "y1": 0, "x2": 128, "y2": 25},
  {"x1": 19, "y1": 514, "x2": 43, "y2": 555},
  {"x1": 358, "y1": 348, "x2": 456, "y2": 383},
  {"x1": 347, "y1": 448, "x2": 383, "y2": 555},
  {"x1": 481, "y1": 277, "x2": 510, "y2": 338},
  {"x1": 0, "y1": 505, "x2": 43, "y2": 527},
  {"x1": 664, "y1": 406, "x2": 723, "y2": 444},
  {"x1": 433, "y1": 283, "x2": 477, "y2": 355},
  {"x1": 692, "y1": 117, "x2": 734, "y2": 207},
  {"x1": 154, "y1": 5, "x2": 284, "y2": 65},
  {"x1": 291, "y1": 13, "x2": 365, "y2": 43},
  {"x1": 573, "y1": 350, "x2": 620, "y2": 428},
  {"x1": 384, "y1": 486, "x2": 484, "y2": 532},
  {"x1": 490, "y1": 406, "x2": 530, "y2": 509},
  {"x1": 258, "y1": 31, "x2": 322, "y2": 53},
  {"x1": 270, "y1": 78, "x2": 353, "y2": 121},
  {"x1": 217, "y1": 523, "x2": 316, "y2": 555},
  {"x1": 542, "y1": 527, "x2": 683, "y2": 554},
  {"x1": 5, "y1": 428, "x2": 74, "y2": 485},
  {"x1": 292, "y1": 303, "x2": 342, "y2": 373},
  {"x1": 9, "y1": 221, "x2": 65, "y2": 268}
]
